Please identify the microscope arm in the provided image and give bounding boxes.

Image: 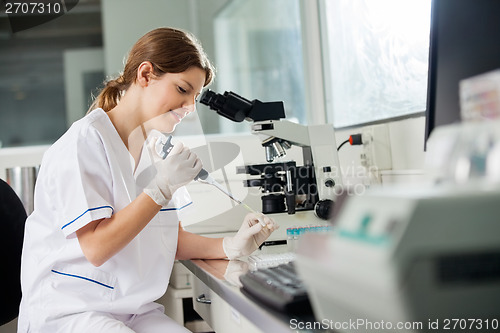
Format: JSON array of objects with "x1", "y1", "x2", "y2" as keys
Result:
[{"x1": 251, "y1": 120, "x2": 311, "y2": 147}]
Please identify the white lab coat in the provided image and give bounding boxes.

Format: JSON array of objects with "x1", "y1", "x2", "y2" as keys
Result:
[{"x1": 18, "y1": 109, "x2": 191, "y2": 332}]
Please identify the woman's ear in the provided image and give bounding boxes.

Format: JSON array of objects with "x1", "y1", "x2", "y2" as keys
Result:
[{"x1": 137, "y1": 61, "x2": 154, "y2": 87}]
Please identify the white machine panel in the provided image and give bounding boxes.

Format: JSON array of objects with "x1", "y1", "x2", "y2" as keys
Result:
[{"x1": 296, "y1": 184, "x2": 500, "y2": 332}]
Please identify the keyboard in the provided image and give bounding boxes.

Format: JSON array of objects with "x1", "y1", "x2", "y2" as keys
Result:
[{"x1": 239, "y1": 261, "x2": 312, "y2": 314}]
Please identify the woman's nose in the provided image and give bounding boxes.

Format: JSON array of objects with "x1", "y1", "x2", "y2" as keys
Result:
[
  {"x1": 182, "y1": 96, "x2": 197, "y2": 112},
  {"x1": 182, "y1": 102, "x2": 196, "y2": 114}
]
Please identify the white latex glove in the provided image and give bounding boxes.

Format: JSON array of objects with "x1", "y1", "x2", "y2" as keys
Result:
[
  {"x1": 143, "y1": 136, "x2": 202, "y2": 207},
  {"x1": 223, "y1": 213, "x2": 279, "y2": 260}
]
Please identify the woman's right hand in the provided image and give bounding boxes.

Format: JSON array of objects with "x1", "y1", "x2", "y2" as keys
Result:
[{"x1": 144, "y1": 140, "x2": 202, "y2": 206}]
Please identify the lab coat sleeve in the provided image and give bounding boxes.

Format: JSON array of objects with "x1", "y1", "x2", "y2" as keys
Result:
[
  {"x1": 152, "y1": 186, "x2": 193, "y2": 223},
  {"x1": 55, "y1": 127, "x2": 114, "y2": 238}
]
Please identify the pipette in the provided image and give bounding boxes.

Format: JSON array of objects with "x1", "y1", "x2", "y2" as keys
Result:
[
  {"x1": 196, "y1": 170, "x2": 264, "y2": 218},
  {"x1": 155, "y1": 135, "x2": 267, "y2": 228}
]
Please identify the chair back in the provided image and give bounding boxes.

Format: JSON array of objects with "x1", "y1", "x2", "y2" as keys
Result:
[{"x1": 0, "y1": 178, "x2": 27, "y2": 325}]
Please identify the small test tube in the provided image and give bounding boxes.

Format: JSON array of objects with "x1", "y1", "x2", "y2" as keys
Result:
[
  {"x1": 286, "y1": 228, "x2": 294, "y2": 252},
  {"x1": 241, "y1": 202, "x2": 268, "y2": 228},
  {"x1": 292, "y1": 228, "x2": 299, "y2": 252}
]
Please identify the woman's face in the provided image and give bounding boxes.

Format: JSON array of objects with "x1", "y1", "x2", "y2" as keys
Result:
[{"x1": 141, "y1": 66, "x2": 206, "y2": 133}]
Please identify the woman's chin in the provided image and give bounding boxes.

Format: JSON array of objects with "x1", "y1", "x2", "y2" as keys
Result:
[
  {"x1": 152, "y1": 121, "x2": 177, "y2": 134},
  {"x1": 143, "y1": 114, "x2": 178, "y2": 134},
  {"x1": 162, "y1": 123, "x2": 177, "y2": 134}
]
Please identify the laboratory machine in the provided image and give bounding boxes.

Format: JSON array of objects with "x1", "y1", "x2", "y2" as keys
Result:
[{"x1": 294, "y1": 184, "x2": 500, "y2": 332}]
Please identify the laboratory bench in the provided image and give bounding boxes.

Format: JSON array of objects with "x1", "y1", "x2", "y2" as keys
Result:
[{"x1": 179, "y1": 257, "x2": 323, "y2": 333}]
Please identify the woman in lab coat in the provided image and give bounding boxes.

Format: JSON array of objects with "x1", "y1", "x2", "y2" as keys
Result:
[{"x1": 18, "y1": 27, "x2": 277, "y2": 333}]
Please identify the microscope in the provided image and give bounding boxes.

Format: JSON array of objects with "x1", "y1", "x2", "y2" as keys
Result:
[{"x1": 200, "y1": 90, "x2": 342, "y2": 220}]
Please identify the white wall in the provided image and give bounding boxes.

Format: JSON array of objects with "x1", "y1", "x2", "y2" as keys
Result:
[
  {"x1": 334, "y1": 116, "x2": 427, "y2": 187},
  {"x1": 387, "y1": 116, "x2": 426, "y2": 170},
  {"x1": 102, "y1": 0, "x2": 192, "y2": 77}
]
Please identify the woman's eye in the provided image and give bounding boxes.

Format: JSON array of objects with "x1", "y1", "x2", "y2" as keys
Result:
[{"x1": 178, "y1": 86, "x2": 187, "y2": 94}]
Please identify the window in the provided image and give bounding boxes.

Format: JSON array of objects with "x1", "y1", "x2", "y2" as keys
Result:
[
  {"x1": 213, "y1": 0, "x2": 306, "y2": 133},
  {"x1": 321, "y1": 0, "x2": 432, "y2": 128}
]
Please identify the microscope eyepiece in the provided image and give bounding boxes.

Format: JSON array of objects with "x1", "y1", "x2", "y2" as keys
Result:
[
  {"x1": 199, "y1": 89, "x2": 286, "y2": 123},
  {"x1": 199, "y1": 89, "x2": 217, "y2": 105},
  {"x1": 199, "y1": 90, "x2": 251, "y2": 122},
  {"x1": 200, "y1": 90, "x2": 227, "y2": 111}
]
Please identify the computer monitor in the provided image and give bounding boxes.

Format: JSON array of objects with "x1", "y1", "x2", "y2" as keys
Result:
[{"x1": 425, "y1": 0, "x2": 500, "y2": 141}]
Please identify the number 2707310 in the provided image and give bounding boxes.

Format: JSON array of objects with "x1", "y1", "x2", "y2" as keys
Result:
[
  {"x1": 4, "y1": 2, "x2": 62, "y2": 15},
  {"x1": 443, "y1": 318, "x2": 499, "y2": 330}
]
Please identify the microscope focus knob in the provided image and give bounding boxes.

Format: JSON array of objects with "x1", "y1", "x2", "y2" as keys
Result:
[
  {"x1": 314, "y1": 199, "x2": 334, "y2": 220},
  {"x1": 324, "y1": 178, "x2": 335, "y2": 187}
]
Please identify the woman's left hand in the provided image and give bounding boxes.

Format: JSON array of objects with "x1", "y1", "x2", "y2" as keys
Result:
[{"x1": 222, "y1": 213, "x2": 279, "y2": 260}]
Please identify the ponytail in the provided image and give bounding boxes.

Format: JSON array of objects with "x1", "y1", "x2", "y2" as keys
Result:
[{"x1": 88, "y1": 75, "x2": 128, "y2": 113}]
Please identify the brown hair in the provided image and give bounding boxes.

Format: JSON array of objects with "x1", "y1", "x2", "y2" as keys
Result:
[{"x1": 90, "y1": 27, "x2": 215, "y2": 112}]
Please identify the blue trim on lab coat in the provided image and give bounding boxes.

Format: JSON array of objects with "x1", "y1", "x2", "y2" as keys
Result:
[
  {"x1": 61, "y1": 205, "x2": 114, "y2": 230},
  {"x1": 51, "y1": 270, "x2": 114, "y2": 289},
  {"x1": 160, "y1": 201, "x2": 193, "y2": 212}
]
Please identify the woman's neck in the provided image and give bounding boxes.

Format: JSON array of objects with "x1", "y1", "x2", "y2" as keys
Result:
[{"x1": 106, "y1": 95, "x2": 146, "y2": 170}]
